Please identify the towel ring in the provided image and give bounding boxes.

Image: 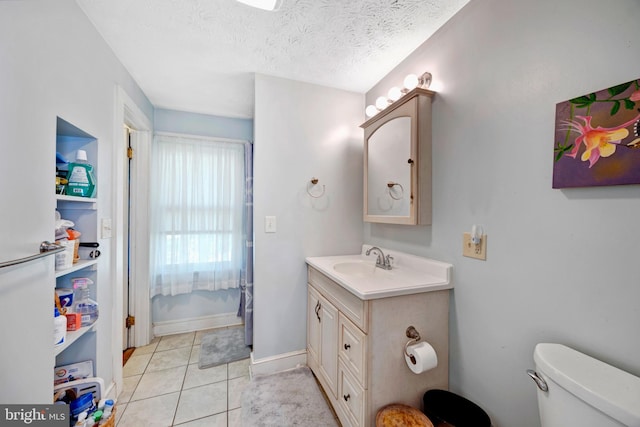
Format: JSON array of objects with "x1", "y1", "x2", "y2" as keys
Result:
[
  {"x1": 387, "y1": 182, "x2": 404, "y2": 200},
  {"x1": 307, "y1": 177, "x2": 325, "y2": 198}
]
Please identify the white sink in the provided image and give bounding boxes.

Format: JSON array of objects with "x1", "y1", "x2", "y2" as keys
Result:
[
  {"x1": 333, "y1": 261, "x2": 377, "y2": 276},
  {"x1": 306, "y1": 245, "x2": 453, "y2": 300}
]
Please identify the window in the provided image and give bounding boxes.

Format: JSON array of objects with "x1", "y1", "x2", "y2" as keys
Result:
[{"x1": 150, "y1": 134, "x2": 245, "y2": 296}]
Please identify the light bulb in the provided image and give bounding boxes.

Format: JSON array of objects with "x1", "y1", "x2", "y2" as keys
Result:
[
  {"x1": 403, "y1": 74, "x2": 419, "y2": 90},
  {"x1": 375, "y1": 96, "x2": 389, "y2": 110},
  {"x1": 365, "y1": 105, "x2": 378, "y2": 117},
  {"x1": 388, "y1": 87, "x2": 402, "y2": 101}
]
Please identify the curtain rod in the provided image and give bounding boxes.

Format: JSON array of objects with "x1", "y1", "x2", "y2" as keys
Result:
[{"x1": 154, "y1": 131, "x2": 252, "y2": 145}]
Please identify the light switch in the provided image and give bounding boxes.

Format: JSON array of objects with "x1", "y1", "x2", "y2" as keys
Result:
[{"x1": 265, "y1": 216, "x2": 277, "y2": 233}]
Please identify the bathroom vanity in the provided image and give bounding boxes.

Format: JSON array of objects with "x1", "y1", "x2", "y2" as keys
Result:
[{"x1": 306, "y1": 246, "x2": 453, "y2": 427}]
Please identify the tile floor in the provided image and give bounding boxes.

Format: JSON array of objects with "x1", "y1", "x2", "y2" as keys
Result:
[{"x1": 115, "y1": 329, "x2": 250, "y2": 427}]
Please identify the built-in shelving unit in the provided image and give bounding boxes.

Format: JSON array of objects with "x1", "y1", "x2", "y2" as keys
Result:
[{"x1": 54, "y1": 117, "x2": 99, "y2": 379}]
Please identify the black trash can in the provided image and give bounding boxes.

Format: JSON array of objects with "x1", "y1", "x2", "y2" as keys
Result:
[{"x1": 422, "y1": 389, "x2": 491, "y2": 427}]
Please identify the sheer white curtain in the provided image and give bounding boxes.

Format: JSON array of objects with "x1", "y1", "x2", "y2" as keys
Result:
[{"x1": 150, "y1": 133, "x2": 245, "y2": 297}]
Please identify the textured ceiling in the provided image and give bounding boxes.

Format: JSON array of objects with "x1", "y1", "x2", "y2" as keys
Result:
[{"x1": 77, "y1": 0, "x2": 469, "y2": 118}]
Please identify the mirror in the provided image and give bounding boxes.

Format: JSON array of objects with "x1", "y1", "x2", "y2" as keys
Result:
[
  {"x1": 361, "y1": 88, "x2": 433, "y2": 225},
  {"x1": 367, "y1": 116, "x2": 411, "y2": 217}
]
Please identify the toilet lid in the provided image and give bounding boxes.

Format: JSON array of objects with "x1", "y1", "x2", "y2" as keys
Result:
[{"x1": 376, "y1": 404, "x2": 434, "y2": 427}]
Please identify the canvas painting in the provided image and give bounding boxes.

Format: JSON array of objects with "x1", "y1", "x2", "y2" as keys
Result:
[{"x1": 553, "y1": 78, "x2": 640, "y2": 188}]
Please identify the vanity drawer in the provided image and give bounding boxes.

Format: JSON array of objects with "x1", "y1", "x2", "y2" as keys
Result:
[
  {"x1": 339, "y1": 313, "x2": 367, "y2": 387},
  {"x1": 308, "y1": 266, "x2": 368, "y2": 332},
  {"x1": 338, "y1": 360, "x2": 365, "y2": 427}
]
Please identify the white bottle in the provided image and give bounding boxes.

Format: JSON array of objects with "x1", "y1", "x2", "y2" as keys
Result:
[{"x1": 54, "y1": 308, "x2": 66, "y2": 346}]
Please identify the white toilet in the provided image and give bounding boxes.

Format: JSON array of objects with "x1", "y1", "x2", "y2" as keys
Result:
[{"x1": 528, "y1": 343, "x2": 640, "y2": 427}]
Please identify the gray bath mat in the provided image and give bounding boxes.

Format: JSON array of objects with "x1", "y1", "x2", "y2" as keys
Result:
[
  {"x1": 241, "y1": 366, "x2": 339, "y2": 426},
  {"x1": 198, "y1": 326, "x2": 250, "y2": 369}
]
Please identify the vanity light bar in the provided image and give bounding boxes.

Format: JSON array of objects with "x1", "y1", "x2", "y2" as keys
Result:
[{"x1": 365, "y1": 71, "x2": 432, "y2": 118}]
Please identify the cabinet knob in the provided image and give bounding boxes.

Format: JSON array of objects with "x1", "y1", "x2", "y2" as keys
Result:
[
  {"x1": 407, "y1": 158, "x2": 414, "y2": 164},
  {"x1": 343, "y1": 394, "x2": 350, "y2": 402},
  {"x1": 344, "y1": 343, "x2": 351, "y2": 350}
]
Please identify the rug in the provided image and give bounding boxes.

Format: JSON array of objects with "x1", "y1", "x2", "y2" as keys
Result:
[
  {"x1": 198, "y1": 326, "x2": 251, "y2": 369},
  {"x1": 241, "y1": 366, "x2": 339, "y2": 426}
]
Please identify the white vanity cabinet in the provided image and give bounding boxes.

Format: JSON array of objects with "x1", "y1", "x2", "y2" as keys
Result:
[{"x1": 306, "y1": 265, "x2": 450, "y2": 427}]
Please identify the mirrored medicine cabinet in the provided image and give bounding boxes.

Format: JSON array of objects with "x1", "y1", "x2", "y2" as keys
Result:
[{"x1": 361, "y1": 87, "x2": 434, "y2": 225}]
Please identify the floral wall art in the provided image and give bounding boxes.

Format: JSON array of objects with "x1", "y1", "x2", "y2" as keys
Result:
[{"x1": 553, "y1": 78, "x2": 640, "y2": 188}]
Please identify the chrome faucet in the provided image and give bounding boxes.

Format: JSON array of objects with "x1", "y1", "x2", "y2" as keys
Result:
[{"x1": 365, "y1": 246, "x2": 393, "y2": 270}]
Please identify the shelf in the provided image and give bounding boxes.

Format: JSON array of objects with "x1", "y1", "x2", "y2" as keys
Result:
[
  {"x1": 56, "y1": 195, "x2": 97, "y2": 210},
  {"x1": 55, "y1": 259, "x2": 98, "y2": 278},
  {"x1": 54, "y1": 320, "x2": 98, "y2": 356}
]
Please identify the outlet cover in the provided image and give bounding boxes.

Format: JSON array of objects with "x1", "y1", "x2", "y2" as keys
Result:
[{"x1": 463, "y1": 232, "x2": 486, "y2": 260}]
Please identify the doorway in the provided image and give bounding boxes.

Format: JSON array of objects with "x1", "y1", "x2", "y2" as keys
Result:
[{"x1": 113, "y1": 87, "x2": 152, "y2": 391}]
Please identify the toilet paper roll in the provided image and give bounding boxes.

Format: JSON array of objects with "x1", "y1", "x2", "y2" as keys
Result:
[{"x1": 405, "y1": 341, "x2": 438, "y2": 374}]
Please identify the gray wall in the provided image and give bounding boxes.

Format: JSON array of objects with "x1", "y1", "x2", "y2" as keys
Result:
[
  {"x1": 152, "y1": 108, "x2": 253, "y2": 323},
  {"x1": 365, "y1": 0, "x2": 640, "y2": 426},
  {"x1": 253, "y1": 74, "x2": 364, "y2": 360}
]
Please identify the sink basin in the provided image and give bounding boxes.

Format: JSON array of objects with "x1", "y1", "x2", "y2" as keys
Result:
[{"x1": 333, "y1": 261, "x2": 377, "y2": 276}]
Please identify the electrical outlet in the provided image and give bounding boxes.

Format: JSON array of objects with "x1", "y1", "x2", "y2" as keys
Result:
[{"x1": 463, "y1": 232, "x2": 486, "y2": 260}]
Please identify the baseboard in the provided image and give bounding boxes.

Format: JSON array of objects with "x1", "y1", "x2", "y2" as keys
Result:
[
  {"x1": 152, "y1": 312, "x2": 243, "y2": 337},
  {"x1": 250, "y1": 349, "x2": 308, "y2": 377},
  {"x1": 104, "y1": 381, "x2": 116, "y2": 401}
]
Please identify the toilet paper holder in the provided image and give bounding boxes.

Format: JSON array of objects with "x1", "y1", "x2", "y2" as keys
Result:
[{"x1": 404, "y1": 326, "x2": 421, "y2": 364}]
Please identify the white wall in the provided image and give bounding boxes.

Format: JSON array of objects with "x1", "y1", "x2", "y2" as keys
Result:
[
  {"x1": 253, "y1": 75, "x2": 364, "y2": 360},
  {"x1": 365, "y1": 0, "x2": 640, "y2": 426},
  {"x1": 0, "y1": 0, "x2": 152, "y2": 402}
]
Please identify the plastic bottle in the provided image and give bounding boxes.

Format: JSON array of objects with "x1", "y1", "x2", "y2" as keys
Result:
[
  {"x1": 66, "y1": 150, "x2": 95, "y2": 198},
  {"x1": 73, "y1": 278, "x2": 99, "y2": 327},
  {"x1": 54, "y1": 307, "x2": 66, "y2": 346},
  {"x1": 74, "y1": 411, "x2": 87, "y2": 427},
  {"x1": 102, "y1": 400, "x2": 114, "y2": 419}
]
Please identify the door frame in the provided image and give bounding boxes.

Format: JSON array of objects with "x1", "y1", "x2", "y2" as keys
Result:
[{"x1": 112, "y1": 86, "x2": 152, "y2": 396}]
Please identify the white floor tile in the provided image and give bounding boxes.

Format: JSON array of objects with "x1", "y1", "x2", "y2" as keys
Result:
[
  {"x1": 183, "y1": 363, "x2": 226, "y2": 390},
  {"x1": 228, "y1": 408, "x2": 242, "y2": 427},
  {"x1": 173, "y1": 412, "x2": 226, "y2": 427},
  {"x1": 188, "y1": 345, "x2": 200, "y2": 365},
  {"x1": 131, "y1": 365, "x2": 187, "y2": 402},
  {"x1": 173, "y1": 382, "x2": 227, "y2": 425},
  {"x1": 119, "y1": 333, "x2": 250, "y2": 427},
  {"x1": 228, "y1": 358, "x2": 250, "y2": 379},
  {"x1": 133, "y1": 338, "x2": 160, "y2": 356},
  {"x1": 117, "y1": 392, "x2": 179, "y2": 427},
  {"x1": 228, "y1": 376, "x2": 250, "y2": 410},
  {"x1": 147, "y1": 347, "x2": 191, "y2": 372},
  {"x1": 123, "y1": 353, "x2": 152, "y2": 377},
  {"x1": 156, "y1": 332, "x2": 195, "y2": 352},
  {"x1": 118, "y1": 374, "x2": 142, "y2": 403}
]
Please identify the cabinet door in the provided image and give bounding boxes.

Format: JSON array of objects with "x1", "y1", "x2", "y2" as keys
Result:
[{"x1": 318, "y1": 293, "x2": 338, "y2": 398}]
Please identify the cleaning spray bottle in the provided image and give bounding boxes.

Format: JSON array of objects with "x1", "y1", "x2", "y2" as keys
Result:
[{"x1": 66, "y1": 150, "x2": 95, "y2": 198}]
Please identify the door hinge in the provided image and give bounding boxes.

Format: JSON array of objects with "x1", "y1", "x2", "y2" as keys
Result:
[
  {"x1": 126, "y1": 315, "x2": 136, "y2": 328},
  {"x1": 127, "y1": 147, "x2": 134, "y2": 159}
]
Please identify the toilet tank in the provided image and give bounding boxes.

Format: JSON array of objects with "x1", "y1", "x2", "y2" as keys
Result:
[{"x1": 533, "y1": 343, "x2": 640, "y2": 427}]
